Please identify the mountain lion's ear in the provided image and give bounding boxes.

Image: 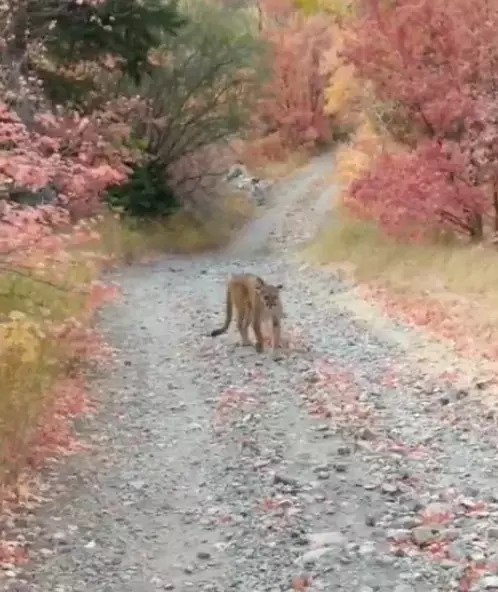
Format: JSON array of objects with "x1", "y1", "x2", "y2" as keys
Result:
[{"x1": 276, "y1": 284, "x2": 283, "y2": 290}]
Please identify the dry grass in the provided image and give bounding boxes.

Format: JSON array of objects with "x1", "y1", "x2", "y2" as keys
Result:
[
  {"x1": 311, "y1": 210, "x2": 498, "y2": 303},
  {"x1": 0, "y1": 320, "x2": 60, "y2": 486},
  {"x1": 251, "y1": 150, "x2": 310, "y2": 180},
  {"x1": 309, "y1": 209, "x2": 498, "y2": 360},
  {"x1": 0, "y1": 253, "x2": 100, "y2": 491},
  {"x1": 98, "y1": 189, "x2": 255, "y2": 264}
]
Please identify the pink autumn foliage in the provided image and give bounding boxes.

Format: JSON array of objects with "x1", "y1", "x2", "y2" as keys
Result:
[
  {"x1": 0, "y1": 102, "x2": 130, "y2": 221},
  {"x1": 254, "y1": 14, "x2": 334, "y2": 152},
  {"x1": 0, "y1": 98, "x2": 128, "y2": 525},
  {"x1": 348, "y1": 141, "x2": 488, "y2": 238},
  {"x1": 0, "y1": 99, "x2": 134, "y2": 270},
  {"x1": 341, "y1": 0, "x2": 498, "y2": 237}
]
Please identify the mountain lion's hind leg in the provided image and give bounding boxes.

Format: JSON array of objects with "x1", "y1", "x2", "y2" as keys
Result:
[
  {"x1": 237, "y1": 305, "x2": 252, "y2": 346},
  {"x1": 252, "y1": 308, "x2": 265, "y2": 353}
]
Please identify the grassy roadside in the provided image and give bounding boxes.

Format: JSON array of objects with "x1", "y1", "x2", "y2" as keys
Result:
[
  {"x1": 310, "y1": 208, "x2": 498, "y2": 364},
  {"x1": 0, "y1": 252, "x2": 102, "y2": 517},
  {"x1": 98, "y1": 189, "x2": 256, "y2": 265}
]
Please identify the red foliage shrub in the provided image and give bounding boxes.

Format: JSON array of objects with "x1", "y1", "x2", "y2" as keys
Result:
[
  {"x1": 0, "y1": 99, "x2": 135, "y2": 277},
  {"x1": 348, "y1": 141, "x2": 488, "y2": 238},
  {"x1": 0, "y1": 101, "x2": 133, "y2": 221},
  {"x1": 341, "y1": 0, "x2": 498, "y2": 238},
  {"x1": 343, "y1": 0, "x2": 498, "y2": 138},
  {"x1": 254, "y1": 15, "x2": 334, "y2": 151}
]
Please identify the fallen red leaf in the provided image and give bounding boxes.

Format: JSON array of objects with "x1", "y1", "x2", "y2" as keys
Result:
[{"x1": 292, "y1": 574, "x2": 312, "y2": 590}]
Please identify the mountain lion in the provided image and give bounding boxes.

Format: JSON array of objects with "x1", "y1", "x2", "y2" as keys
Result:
[{"x1": 210, "y1": 274, "x2": 283, "y2": 353}]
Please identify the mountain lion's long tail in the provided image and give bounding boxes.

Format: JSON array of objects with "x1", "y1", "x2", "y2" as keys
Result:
[{"x1": 210, "y1": 285, "x2": 232, "y2": 337}]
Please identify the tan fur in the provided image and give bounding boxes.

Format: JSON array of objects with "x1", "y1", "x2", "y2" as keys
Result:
[{"x1": 210, "y1": 274, "x2": 284, "y2": 353}]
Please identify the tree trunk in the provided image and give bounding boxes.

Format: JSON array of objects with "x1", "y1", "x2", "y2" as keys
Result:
[
  {"x1": 9, "y1": 2, "x2": 28, "y2": 62},
  {"x1": 493, "y1": 185, "x2": 498, "y2": 232},
  {"x1": 257, "y1": 2, "x2": 263, "y2": 31},
  {"x1": 469, "y1": 210, "x2": 484, "y2": 242}
]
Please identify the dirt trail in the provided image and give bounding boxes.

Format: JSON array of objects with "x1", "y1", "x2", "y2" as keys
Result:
[{"x1": 10, "y1": 154, "x2": 498, "y2": 592}]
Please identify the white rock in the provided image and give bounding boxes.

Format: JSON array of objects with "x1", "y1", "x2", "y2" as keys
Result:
[
  {"x1": 296, "y1": 546, "x2": 335, "y2": 565},
  {"x1": 481, "y1": 576, "x2": 498, "y2": 589},
  {"x1": 306, "y1": 531, "x2": 345, "y2": 549}
]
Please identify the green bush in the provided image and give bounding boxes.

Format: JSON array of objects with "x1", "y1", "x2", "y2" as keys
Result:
[{"x1": 106, "y1": 160, "x2": 180, "y2": 218}]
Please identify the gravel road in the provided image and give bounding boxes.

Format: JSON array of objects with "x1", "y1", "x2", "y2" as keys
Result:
[{"x1": 8, "y1": 154, "x2": 498, "y2": 592}]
